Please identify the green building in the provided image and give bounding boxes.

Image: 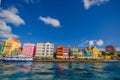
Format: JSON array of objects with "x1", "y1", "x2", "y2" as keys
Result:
[{"x1": 70, "y1": 46, "x2": 78, "y2": 58}]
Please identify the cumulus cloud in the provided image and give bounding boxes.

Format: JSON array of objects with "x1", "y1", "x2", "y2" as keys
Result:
[
  {"x1": 89, "y1": 40, "x2": 95, "y2": 46},
  {"x1": 83, "y1": 0, "x2": 109, "y2": 10},
  {"x1": 39, "y1": 16, "x2": 61, "y2": 27},
  {"x1": 0, "y1": 6, "x2": 25, "y2": 38},
  {"x1": 80, "y1": 39, "x2": 104, "y2": 47},
  {"x1": 0, "y1": 7, "x2": 25, "y2": 26},
  {"x1": 0, "y1": 21, "x2": 19, "y2": 38},
  {"x1": 96, "y1": 39, "x2": 104, "y2": 46}
]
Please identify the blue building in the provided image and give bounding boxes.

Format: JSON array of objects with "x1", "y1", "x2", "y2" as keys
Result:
[
  {"x1": 0, "y1": 42, "x2": 3, "y2": 53},
  {"x1": 84, "y1": 50, "x2": 91, "y2": 57}
]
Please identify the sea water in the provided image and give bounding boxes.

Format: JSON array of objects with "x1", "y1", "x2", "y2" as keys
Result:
[{"x1": 0, "y1": 62, "x2": 120, "y2": 80}]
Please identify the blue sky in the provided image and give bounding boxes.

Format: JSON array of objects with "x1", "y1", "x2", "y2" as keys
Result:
[{"x1": 0, "y1": 0, "x2": 120, "y2": 50}]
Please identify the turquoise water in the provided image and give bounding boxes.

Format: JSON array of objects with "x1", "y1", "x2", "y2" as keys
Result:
[{"x1": 0, "y1": 62, "x2": 120, "y2": 80}]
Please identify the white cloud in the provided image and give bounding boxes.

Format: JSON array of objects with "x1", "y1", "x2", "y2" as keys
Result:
[
  {"x1": 116, "y1": 48, "x2": 120, "y2": 51},
  {"x1": 89, "y1": 40, "x2": 95, "y2": 46},
  {"x1": 39, "y1": 16, "x2": 61, "y2": 27},
  {"x1": 0, "y1": 7, "x2": 25, "y2": 26},
  {"x1": 96, "y1": 39, "x2": 104, "y2": 46},
  {"x1": 80, "y1": 40, "x2": 88, "y2": 47},
  {"x1": 0, "y1": 21, "x2": 19, "y2": 38},
  {"x1": 83, "y1": 0, "x2": 109, "y2": 10},
  {"x1": 80, "y1": 39, "x2": 104, "y2": 47},
  {"x1": 108, "y1": 47, "x2": 120, "y2": 51}
]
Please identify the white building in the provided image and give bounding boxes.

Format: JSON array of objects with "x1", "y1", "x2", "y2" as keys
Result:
[{"x1": 36, "y1": 42, "x2": 54, "y2": 58}]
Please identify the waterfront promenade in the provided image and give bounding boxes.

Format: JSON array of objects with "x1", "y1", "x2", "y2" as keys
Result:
[{"x1": 33, "y1": 59, "x2": 120, "y2": 62}]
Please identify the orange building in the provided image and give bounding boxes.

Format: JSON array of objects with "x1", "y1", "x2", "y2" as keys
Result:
[
  {"x1": 56, "y1": 45, "x2": 64, "y2": 58},
  {"x1": 56, "y1": 45, "x2": 69, "y2": 59}
]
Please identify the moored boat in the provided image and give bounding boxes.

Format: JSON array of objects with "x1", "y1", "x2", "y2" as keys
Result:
[{"x1": 2, "y1": 57, "x2": 33, "y2": 62}]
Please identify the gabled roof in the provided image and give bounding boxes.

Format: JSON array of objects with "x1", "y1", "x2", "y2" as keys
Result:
[{"x1": 10, "y1": 38, "x2": 20, "y2": 43}]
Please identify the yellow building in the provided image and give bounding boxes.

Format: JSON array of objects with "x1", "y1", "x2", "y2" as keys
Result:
[
  {"x1": 2, "y1": 38, "x2": 21, "y2": 56},
  {"x1": 105, "y1": 55, "x2": 111, "y2": 60},
  {"x1": 91, "y1": 46, "x2": 101, "y2": 58}
]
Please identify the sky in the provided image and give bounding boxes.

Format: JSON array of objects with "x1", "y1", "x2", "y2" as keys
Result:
[{"x1": 0, "y1": 0, "x2": 120, "y2": 50}]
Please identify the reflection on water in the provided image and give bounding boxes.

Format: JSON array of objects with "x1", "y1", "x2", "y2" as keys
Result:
[{"x1": 0, "y1": 62, "x2": 120, "y2": 80}]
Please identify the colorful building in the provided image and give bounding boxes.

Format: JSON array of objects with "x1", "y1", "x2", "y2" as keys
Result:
[
  {"x1": 69, "y1": 46, "x2": 78, "y2": 58},
  {"x1": 22, "y1": 43, "x2": 36, "y2": 57},
  {"x1": 56, "y1": 45, "x2": 69, "y2": 59},
  {"x1": 2, "y1": 38, "x2": 21, "y2": 56},
  {"x1": 12, "y1": 48, "x2": 22, "y2": 56},
  {"x1": 0, "y1": 42, "x2": 3, "y2": 53},
  {"x1": 63, "y1": 47, "x2": 69, "y2": 58},
  {"x1": 36, "y1": 42, "x2": 54, "y2": 58},
  {"x1": 105, "y1": 45, "x2": 116, "y2": 53},
  {"x1": 56, "y1": 45, "x2": 64, "y2": 58},
  {"x1": 91, "y1": 46, "x2": 101, "y2": 58},
  {"x1": 83, "y1": 49, "x2": 91, "y2": 57},
  {"x1": 76, "y1": 50, "x2": 84, "y2": 57}
]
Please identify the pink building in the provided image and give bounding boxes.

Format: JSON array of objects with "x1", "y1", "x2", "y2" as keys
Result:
[
  {"x1": 63, "y1": 47, "x2": 69, "y2": 58},
  {"x1": 22, "y1": 43, "x2": 36, "y2": 57}
]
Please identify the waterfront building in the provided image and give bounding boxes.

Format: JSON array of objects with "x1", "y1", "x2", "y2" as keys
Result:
[
  {"x1": 105, "y1": 45, "x2": 116, "y2": 53},
  {"x1": 91, "y1": 46, "x2": 101, "y2": 58},
  {"x1": 77, "y1": 50, "x2": 84, "y2": 58},
  {"x1": 0, "y1": 42, "x2": 3, "y2": 53},
  {"x1": 22, "y1": 43, "x2": 36, "y2": 57},
  {"x1": 2, "y1": 38, "x2": 21, "y2": 56},
  {"x1": 63, "y1": 47, "x2": 69, "y2": 58},
  {"x1": 36, "y1": 42, "x2": 54, "y2": 59},
  {"x1": 56, "y1": 45, "x2": 64, "y2": 58},
  {"x1": 12, "y1": 48, "x2": 22, "y2": 56},
  {"x1": 56, "y1": 46, "x2": 69, "y2": 59},
  {"x1": 83, "y1": 49, "x2": 91, "y2": 57},
  {"x1": 86, "y1": 46, "x2": 92, "y2": 52},
  {"x1": 69, "y1": 46, "x2": 78, "y2": 58}
]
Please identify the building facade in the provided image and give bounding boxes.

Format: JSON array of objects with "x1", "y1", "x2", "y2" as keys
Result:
[
  {"x1": 12, "y1": 48, "x2": 22, "y2": 57},
  {"x1": 36, "y1": 42, "x2": 54, "y2": 58},
  {"x1": 56, "y1": 45, "x2": 64, "y2": 58},
  {"x1": 63, "y1": 47, "x2": 69, "y2": 58},
  {"x1": 69, "y1": 46, "x2": 78, "y2": 58},
  {"x1": 83, "y1": 49, "x2": 91, "y2": 57},
  {"x1": 0, "y1": 42, "x2": 3, "y2": 53},
  {"x1": 22, "y1": 43, "x2": 36, "y2": 57},
  {"x1": 91, "y1": 46, "x2": 101, "y2": 58},
  {"x1": 105, "y1": 45, "x2": 116, "y2": 53},
  {"x1": 76, "y1": 50, "x2": 84, "y2": 58},
  {"x1": 2, "y1": 38, "x2": 21, "y2": 56}
]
